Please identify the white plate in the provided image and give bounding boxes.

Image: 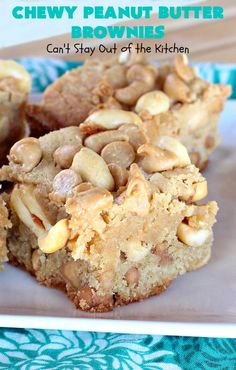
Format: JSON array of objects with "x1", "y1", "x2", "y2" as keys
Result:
[{"x1": 0, "y1": 101, "x2": 236, "y2": 338}]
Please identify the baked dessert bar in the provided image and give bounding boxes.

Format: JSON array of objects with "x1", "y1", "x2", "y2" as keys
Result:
[
  {"x1": 0, "y1": 195, "x2": 11, "y2": 269},
  {"x1": 26, "y1": 59, "x2": 122, "y2": 137},
  {"x1": 26, "y1": 53, "x2": 231, "y2": 169},
  {"x1": 0, "y1": 110, "x2": 218, "y2": 311},
  {"x1": 0, "y1": 60, "x2": 31, "y2": 166}
]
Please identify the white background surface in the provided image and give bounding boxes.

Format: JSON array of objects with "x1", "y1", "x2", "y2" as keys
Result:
[{"x1": 0, "y1": 99, "x2": 235, "y2": 338}]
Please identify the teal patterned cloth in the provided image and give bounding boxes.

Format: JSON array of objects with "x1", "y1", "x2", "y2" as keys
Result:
[
  {"x1": 1, "y1": 59, "x2": 235, "y2": 369},
  {"x1": 0, "y1": 329, "x2": 235, "y2": 369}
]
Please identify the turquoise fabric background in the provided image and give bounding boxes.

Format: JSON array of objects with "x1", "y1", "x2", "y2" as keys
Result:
[
  {"x1": 0, "y1": 329, "x2": 236, "y2": 369},
  {"x1": 0, "y1": 59, "x2": 235, "y2": 369}
]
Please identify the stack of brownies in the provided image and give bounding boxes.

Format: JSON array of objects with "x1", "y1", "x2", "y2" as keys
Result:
[{"x1": 0, "y1": 53, "x2": 231, "y2": 311}]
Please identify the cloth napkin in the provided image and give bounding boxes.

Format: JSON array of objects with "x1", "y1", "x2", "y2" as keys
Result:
[{"x1": 0, "y1": 329, "x2": 235, "y2": 369}]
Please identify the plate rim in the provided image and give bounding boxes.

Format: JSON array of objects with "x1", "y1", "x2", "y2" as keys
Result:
[{"x1": 0, "y1": 314, "x2": 236, "y2": 338}]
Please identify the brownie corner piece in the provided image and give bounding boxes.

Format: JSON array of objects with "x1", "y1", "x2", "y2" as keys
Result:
[
  {"x1": 0, "y1": 60, "x2": 31, "y2": 166},
  {"x1": 1, "y1": 112, "x2": 218, "y2": 311}
]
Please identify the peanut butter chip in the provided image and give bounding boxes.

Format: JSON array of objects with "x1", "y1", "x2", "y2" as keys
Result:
[
  {"x1": 108, "y1": 163, "x2": 128, "y2": 190},
  {"x1": 53, "y1": 144, "x2": 82, "y2": 169},
  {"x1": 52, "y1": 169, "x2": 82, "y2": 200},
  {"x1": 125, "y1": 267, "x2": 140, "y2": 287},
  {"x1": 101, "y1": 141, "x2": 135, "y2": 168},
  {"x1": 84, "y1": 130, "x2": 129, "y2": 153},
  {"x1": 38, "y1": 219, "x2": 70, "y2": 254},
  {"x1": 71, "y1": 148, "x2": 115, "y2": 191},
  {"x1": 9, "y1": 137, "x2": 42, "y2": 172}
]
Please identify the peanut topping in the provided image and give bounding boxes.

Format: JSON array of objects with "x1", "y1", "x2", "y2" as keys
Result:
[
  {"x1": 138, "y1": 144, "x2": 178, "y2": 173},
  {"x1": 52, "y1": 169, "x2": 82, "y2": 202},
  {"x1": 75, "y1": 182, "x2": 94, "y2": 193},
  {"x1": 0, "y1": 60, "x2": 32, "y2": 93},
  {"x1": 68, "y1": 187, "x2": 113, "y2": 213},
  {"x1": 155, "y1": 136, "x2": 191, "y2": 168},
  {"x1": 127, "y1": 64, "x2": 156, "y2": 87},
  {"x1": 10, "y1": 185, "x2": 50, "y2": 238},
  {"x1": 174, "y1": 54, "x2": 196, "y2": 83},
  {"x1": 164, "y1": 73, "x2": 195, "y2": 103},
  {"x1": 118, "y1": 124, "x2": 146, "y2": 150},
  {"x1": 177, "y1": 222, "x2": 211, "y2": 247},
  {"x1": 115, "y1": 81, "x2": 150, "y2": 105},
  {"x1": 71, "y1": 148, "x2": 114, "y2": 191},
  {"x1": 118, "y1": 50, "x2": 145, "y2": 66},
  {"x1": 125, "y1": 267, "x2": 140, "y2": 287},
  {"x1": 101, "y1": 141, "x2": 135, "y2": 169},
  {"x1": 118, "y1": 50, "x2": 130, "y2": 64},
  {"x1": 38, "y1": 219, "x2": 70, "y2": 254},
  {"x1": 84, "y1": 130, "x2": 129, "y2": 153},
  {"x1": 135, "y1": 91, "x2": 170, "y2": 116},
  {"x1": 108, "y1": 163, "x2": 128, "y2": 190},
  {"x1": 124, "y1": 164, "x2": 150, "y2": 215},
  {"x1": 81, "y1": 109, "x2": 142, "y2": 133},
  {"x1": 191, "y1": 78, "x2": 208, "y2": 95},
  {"x1": 192, "y1": 181, "x2": 208, "y2": 202},
  {"x1": 104, "y1": 64, "x2": 127, "y2": 88},
  {"x1": 115, "y1": 63, "x2": 157, "y2": 105},
  {"x1": 53, "y1": 144, "x2": 82, "y2": 169},
  {"x1": 19, "y1": 185, "x2": 52, "y2": 230},
  {"x1": 9, "y1": 138, "x2": 42, "y2": 172}
]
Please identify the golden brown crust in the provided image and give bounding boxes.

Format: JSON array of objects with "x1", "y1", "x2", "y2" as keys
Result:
[
  {"x1": 8, "y1": 253, "x2": 172, "y2": 312},
  {"x1": 113, "y1": 280, "x2": 172, "y2": 309},
  {"x1": 0, "y1": 196, "x2": 11, "y2": 267},
  {"x1": 66, "y1": 280, "x2": 172, "y2": 312}
]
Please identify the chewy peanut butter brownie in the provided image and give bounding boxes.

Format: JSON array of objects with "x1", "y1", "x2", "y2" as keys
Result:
[
  {"x1": 0, "y1": 60, "x2": 31, "y2": 166},
  {"x1": 0, "y1": 195, "x2": 11, "y2": 269},
  {"x1": 0, "y1": 110, "x2": 218, "y2": 311},
  {"x1": 26, "y1": 53, "x2": 231, "y2": 169}
]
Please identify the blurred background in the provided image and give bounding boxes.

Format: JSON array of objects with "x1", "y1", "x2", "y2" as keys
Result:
[{"x1": 1, "y1": 0, "x2": 235, "y2": 63}]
